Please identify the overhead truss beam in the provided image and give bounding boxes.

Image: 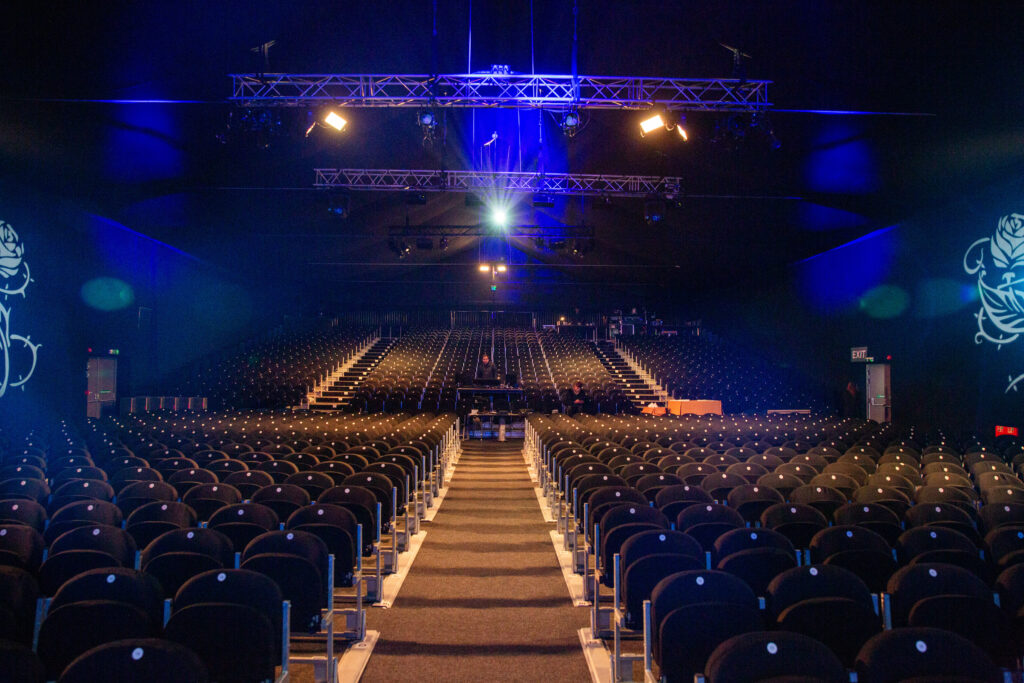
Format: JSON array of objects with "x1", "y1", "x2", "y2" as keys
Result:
[
  {"x1": 230, "y1": 73, "x2": 770, "y2": 111},
  {"x1": 387, "y1": 224, "x2": 594, "y2": 238},
  {"x1": 315, "y1": 168, "x2": 682, "y2": 198}
]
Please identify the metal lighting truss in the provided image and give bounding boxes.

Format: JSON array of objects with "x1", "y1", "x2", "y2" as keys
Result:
[
  {"x1": 230, "y1": 73, "x2": 770, "y2": 112},
  {"x1": 386, "y1": 224, "x2": 594, "y2": 238},
  {"x1": 315, "y1": 168, "x2": 683, "y2": 198}
]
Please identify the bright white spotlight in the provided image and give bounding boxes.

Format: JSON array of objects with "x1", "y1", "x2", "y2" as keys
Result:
[
  {"x1": 496, "y1": 264, "x2": 507, "y2": 272},
  {"x1": 677, "y1": 125, "x2": 688, "y2": 141},
  {"x1": 639, "y1": 114, "x2": 664, "y2": 136},
  {"x1": 324, "y1": 111, "x2": 347, "y2": 131},
  {"x1": 478, "y1": 263, "x2": 491, "y2": 272},
  {"x1": 492, "y1": 208, "x2": 508, "y2": 227}
]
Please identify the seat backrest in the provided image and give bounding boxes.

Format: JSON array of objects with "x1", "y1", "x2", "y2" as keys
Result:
[
  {"x1": 675, "y1": 503, "x2": 745, "y2": 532},
  {"x1": 126, "y1": 501, "x2": 196, "y2": 528},
  {"x1": 704, "y1": 630, "x2": 848, "y2": 683},
  {"x1": 620, "y1": 529, "x2": 703, "y2": 572},
  {"x1": 57, "y1": 637, "x2": 210, "y2": 683},
  {"x1": 174, "y1": 567, "x2": 283, "y2": 643},
  {"x1": 49, "y1": 525, "x2": 137, "y2": 567},
  {"x1": 48, "y1": 567, "x2": 163, "y2": 629},
  {"x1": 654, "y1": 484, "x2": 713, "y2": 509},
  {"x1": 886, "y1": 562, "x2": 993, "y2": 626},
  {"x1": 896, "y1": 525, "x2": 977, "y2": 562},
  {"x1": 140, "y1": 527, "x2": 234, "y2": 567},
  {"x1": 207, "y1": 502, "x2": 280, "y2": 530},
  {"x1": 854, "y1": 627, "x2": 999, "y2": 683},
  {"x1": 242, "y1": 529, "x2": 330, "y2": 582},
  {"x1": 598, "y1": 503, "x2": 668, "y2": 537},
  {"x1": 286, "y1": 503, "x2": 358, "y2": 534},
  {"x1": 713, "y1": 527, "x2": 795, "y2": 563},
  {"x1": 650, "y1": 569, "x2": 758, "y2": 630},
  {"x1": 765, "y1": 564, "x2": 874, "y2": 618},
  {"x1": 37, "y1": 600, "x2": 155, "y2": 680}
]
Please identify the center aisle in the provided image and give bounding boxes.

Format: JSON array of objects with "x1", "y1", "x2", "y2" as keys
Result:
[{"x1": 361, "y1": 439, "x2": 590, "y2": 682}]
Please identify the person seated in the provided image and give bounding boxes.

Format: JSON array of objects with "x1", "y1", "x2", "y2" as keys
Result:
[
  {"x1": 563, "y1": 380, "x2": 587, "y2": 415},
  {"x1": 476, "y1": 353, "x2": 499, "y2": 382}
]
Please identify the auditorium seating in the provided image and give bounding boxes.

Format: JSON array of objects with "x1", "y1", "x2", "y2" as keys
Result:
[
  {"x1": 174, "y1": 324, "x2": 373, "y2": 410},
  {"x1": 0, "y1": 410, "x2": 459, "y2": 681},
  {"x1": 345, "y1": 326, "x2": 631, "y2": 414},
  {"x1": 525, "y1": 410, "x2": 1024, "y2": 681},
  {"x1": 618, "y1": 334, "x2": 825, "y2": 412}
]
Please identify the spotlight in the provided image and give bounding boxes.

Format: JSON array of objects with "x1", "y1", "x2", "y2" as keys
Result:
[
  {"x1": 676, "y1": 115, "x2": 689, "y2": 141},
  {"x1": 560, "y1": 109, "x2": 581, "y2": 137},
  {"x1": 479, "y1": 264, "x2": 491, "y2": 272},
  {"x1": 640, "y1": 113, "x2": 665, "y2": 137},
  {"x1": 439, "y1": 236, "x2": 449, "y2": 251},
  {"x1": 492, "y1": 208, "x2": 508, "y2": 228},
  {"x1": 417, "y1": 110, "x2": 436, "y2": 127},
  {"x1": 324, "y1": 111, "x2": 347, "y2": 131},
  {"x1": 496, "y1": 264, "x2": 507, "y2": 272}
]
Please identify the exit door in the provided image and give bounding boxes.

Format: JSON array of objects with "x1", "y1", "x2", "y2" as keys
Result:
[{"x1": 865, "y1": 363, "x2": 892, "y2": 423}]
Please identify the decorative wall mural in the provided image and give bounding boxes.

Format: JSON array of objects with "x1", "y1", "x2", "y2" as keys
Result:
[
  {"x1": 964, "y1": 213, "x2": 1024, "y2": 393},
  {"x1": 0, "y1": 221, "x2": 40, "y2": 398}
]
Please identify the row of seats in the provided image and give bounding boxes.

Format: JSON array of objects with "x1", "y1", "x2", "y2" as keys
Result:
[
  {"x1": 0, "y1": 411, "x2": 460, "y2": 682},
  {"x1": 174, "y1": 325, "x2": 372, "y2": 409},
  {"x1": 619, "y1": 334, "x2": 825, "y2": 413},
  {"x1": 348, "y1": 327, "x2": 633, "y2": 414},
  {"x1": 527, "y1": 412, "x2": 1023, "y2": 682}
]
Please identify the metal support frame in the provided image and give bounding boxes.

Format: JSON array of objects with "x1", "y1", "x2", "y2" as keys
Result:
[
  {"x1": 230, "y1": 73, "x2": 770, "y2": 112},
  {"x1": 387, "y1": 224, "x2": 595, "y2": 238},
  {"x1": 316, "y1": 168, "x2": 682, "y2": 198}
]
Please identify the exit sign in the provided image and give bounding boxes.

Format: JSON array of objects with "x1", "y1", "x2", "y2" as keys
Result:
[{"x1": 851, "y1": 347, "x2": 870, "y2": 362}]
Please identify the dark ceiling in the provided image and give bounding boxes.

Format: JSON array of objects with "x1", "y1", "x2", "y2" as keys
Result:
[{"x1": 1, "y1": 1, "x2": 1022, "y2": 307}]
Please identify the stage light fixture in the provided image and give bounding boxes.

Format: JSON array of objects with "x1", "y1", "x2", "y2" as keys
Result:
[
  {"x1": 492, "y1": 208, "x2": 508, "y2": 228},
  {"x1": 478, "y1": 264, "x2": 491, "y2": 272},
  {"x1": 496, "y1": 264, "x2": 507, "y2": 272},
  {"x1": 439, "y1": 236, "x2": 449, "y2": 250},
  {"x1": 560, "y1": 109, "x2": 581, "y2": 138},
  {"x1": 533, "y1": 193, "x2": 555, "y2": 208},
  {"x1": 676, "y1": 115, "x2": 689, "y2": 141},
  {"x1": 639, "y1": 113, "x2": 665, "y2": 136},
  {"x1": 324, "y1": 111, "x2": 347, "y2": 131},
  {"x1": 418, "y1": 110, "x2": 435, "y2": 127}
]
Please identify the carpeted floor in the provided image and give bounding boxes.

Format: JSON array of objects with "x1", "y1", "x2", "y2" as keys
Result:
[{"x1": 359, "y1": 439, "x2": 591, "y2": 682}]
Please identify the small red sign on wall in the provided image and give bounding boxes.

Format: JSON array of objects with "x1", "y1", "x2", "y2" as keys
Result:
[{"x1": 996, "y1": 425, "x2": 1019, "y2": 437}]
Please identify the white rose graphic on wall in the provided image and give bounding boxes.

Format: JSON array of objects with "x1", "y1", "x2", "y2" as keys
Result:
[
  {"x1": 0, "y1": 220, "x2": 40, "y2": 398},
  {"x1": 964, "y1": 213, "x2": 1024, "y2": 393}
]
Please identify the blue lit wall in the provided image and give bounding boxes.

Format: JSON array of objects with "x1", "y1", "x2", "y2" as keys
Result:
[
  {"x1": 699, "y1": 172, "x2": 1024, "y2": 432},
  {"x1": 0, "y1": 183, "x2": 292, "y2": 432}
]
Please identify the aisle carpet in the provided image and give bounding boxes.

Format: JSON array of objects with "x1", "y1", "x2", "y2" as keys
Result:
[{"x1": 360, "y1": 439, "x2": 590, "y2": 682}]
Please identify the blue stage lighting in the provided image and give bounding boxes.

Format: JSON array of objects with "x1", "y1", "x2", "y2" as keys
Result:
[{"x1": 492, "y1": 208, "x2": 508, "y2": 227}]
